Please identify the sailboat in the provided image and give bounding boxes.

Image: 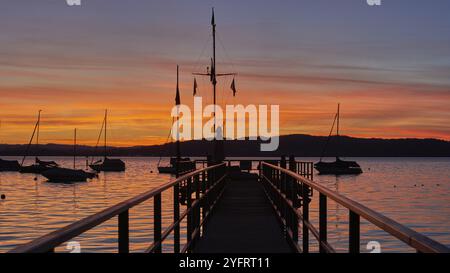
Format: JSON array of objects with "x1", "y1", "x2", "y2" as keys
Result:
[
  {"x1": 20, "y1": 110, "x2": 59, "y2": 174},
  {"x1": 314, "y1": 104, "x2": 363, "y2": 175},
  {"x1": 0, "y1": 120, "x2": 21, "y2": 172},
  {"x1": 89, "y1": 110, "x2": 125, "y2": 172},
  {"x1": 157, "y1": 66, "x2": 196, "y2": 175},
  {"x1": 42, "y1": 128, "x2": 97, "y2": 182}
]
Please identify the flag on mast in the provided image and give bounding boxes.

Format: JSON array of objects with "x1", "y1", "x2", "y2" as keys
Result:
[
  {"x1": 231, "y1": 78, "x2": 237, "y2": 97},
  {"x1": 175, "y1": 65, "x2": 181, "y2": 105},
  {"x1": 193, "y1": 78, "x2": 198, "y2": 96}
]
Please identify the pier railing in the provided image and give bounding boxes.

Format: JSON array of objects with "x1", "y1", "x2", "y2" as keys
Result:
[
  {"x1": 260, "y1": 161, "x2": 450, "y2": 253},
  {"x1": 9, "y1": 163, "x2": 227, "y2": 253}
]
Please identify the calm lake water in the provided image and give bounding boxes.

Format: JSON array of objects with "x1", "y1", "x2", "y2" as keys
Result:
[{"x1": 0, "y1": 157, "x2": 449, "y2": 253}]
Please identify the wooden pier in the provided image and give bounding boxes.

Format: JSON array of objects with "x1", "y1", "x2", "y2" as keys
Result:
[
  {"x1": 8, "y1": 158, "x2": 450, "y2": 253},
  {"x1": 193, "y1": 173, "x2": 291, "y2": 253}
]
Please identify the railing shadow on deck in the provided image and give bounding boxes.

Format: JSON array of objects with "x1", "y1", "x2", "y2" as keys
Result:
[
  {"x1": 9, "y1": 163, "x2": 227, "y2": 253},
  {"x1": 260, "y1": 160, "x2": 450, "y2": 253}
]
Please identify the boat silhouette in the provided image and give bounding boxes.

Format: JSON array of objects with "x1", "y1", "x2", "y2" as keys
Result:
[
  {"x1": 157, "y1": 66, "x2": 196, "y2": 175},
  {"x1": 315, "y1": 104, "x2": 363, "y2": 175},
  {"x1": 89, "y1": 110, "x2": 125, "y2": 172},
  {"x1": 0, "y1": 120, "x2": 21, "y2": 171},
  {"x1": 0, "y1": 158, "x2": 21, "y2": 172},
  {"x1": 42, "y1": 128, "x2": 97, "y2": 182},
  {"x1": 20, "y1": 110, "x2": 60, "y2": 174}
]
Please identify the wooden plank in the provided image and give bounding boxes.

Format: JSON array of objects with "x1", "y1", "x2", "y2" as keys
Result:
[{"x1": 193, "y1": 175, "x2": 292, "y2": 253}]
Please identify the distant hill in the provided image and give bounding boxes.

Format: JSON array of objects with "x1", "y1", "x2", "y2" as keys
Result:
[{"x1": 1, "y1": 135, "x2": 449, "y2": 157}]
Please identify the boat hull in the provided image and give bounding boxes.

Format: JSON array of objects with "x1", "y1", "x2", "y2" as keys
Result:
[
  {"x1": 158, "y1": 160, "x2": 196, "y2": 175},
  {"x1": 20, "y1": 165, "x2": 55, "y2": 174},
  {"x1": 0, "y1": 159, "x2": 21, "y2": 172},
  {"x1": 314, "y1": 160, "x2": 363, "y2": 175},
  {"x1": 42, "y1": 168, "x2": 97, "y2": 182},
  {"x1": 89, "y1": 158, "x2": 126, "y2": 172}
]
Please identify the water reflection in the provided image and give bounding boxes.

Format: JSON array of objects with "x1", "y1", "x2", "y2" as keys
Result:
[{"x1": 0, "y1": 157, "x2": 449, "y2": 253}]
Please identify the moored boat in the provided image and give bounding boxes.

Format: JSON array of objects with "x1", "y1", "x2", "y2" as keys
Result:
[
  {"x1": 20, "y1": 110, "x2": 61, "y2": 174},
  {"x1": 89, "y1": 110, "x2": 126, "y2": 172},
  {"x1": 158, "y1": 157, "x2": 196, "y2": 174},
  {"x1": 314, "y1": 158, "x2": 362, "y2": 175},
  {"x1": 90, "y1": 157, "x2": 125, "y2": 172},
  {"x1": 42, "y1": 168, "x2": 97, "y2": 182},
  {"x1": 43, "y1": 128, "x2": 97, "y2": 182},
  {"x1": 20, "y1": 157, "x2": 58, "y2": 174},
  {"x1": 0, "y1": 158, "x2": 21, "y2": 172},
  {"x1": 315, "y1": 104, "x2": 363, "y2": 175}
]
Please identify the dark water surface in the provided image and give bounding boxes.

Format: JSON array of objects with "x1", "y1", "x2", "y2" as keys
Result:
[{"x1": 0, "y1": 157, "x2": 449, "y2": 253}]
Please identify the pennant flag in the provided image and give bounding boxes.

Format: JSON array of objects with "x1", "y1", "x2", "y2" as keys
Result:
[
  {"x1": 175, "y1": 84, "x2": 181, "y2": 105},
  {"x1": 211, "y1": 8, "x2": 215, "y2": 26},
  {"x1": 231, "y1": 78, "x2": 237, "y2": 97},
  {"x1": 210, "y1": 58, "x2": 215, "y2": 83},
  {"x1": 193, "y1": 78, "x2": 198, "y2": 96}
]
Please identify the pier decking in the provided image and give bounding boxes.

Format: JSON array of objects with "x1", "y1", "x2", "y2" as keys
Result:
[{"x1": 194, "y1": 174, "x2": 291, "y2": 253}]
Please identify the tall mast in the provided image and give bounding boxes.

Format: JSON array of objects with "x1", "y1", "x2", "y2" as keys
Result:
[
  {"x1": 192, "y1": 8, "x2": 236, "y2": 162},
  {"x1": 176, "y1": 65, "x2": 181, "y2": 177},
  {"x1": 337, "y1": 103, "x2": 340, "y2": 136},
  {"x1": 21, "y1": 110, "x2": 42, "y2": 166},
  {"x1": 104, "y1": 109, "x2": 107, "y2": 159},
  {"x1": 212, "y1": 7, "x2": 217, "y2": 133},
  {"x1": 36, "y1": 110, "x2": 41, "y2": 146},
  {"x1": 74, "y1": 128, "x2": 77, "y2": 169}
]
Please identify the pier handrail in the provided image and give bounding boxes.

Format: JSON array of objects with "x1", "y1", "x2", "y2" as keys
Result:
[
  {"x1": 10, "y1": 162, "x2": 228, "y2": 253},
  {"x1": 261, "y1": 161, "x2": 450, "y2": 253}
]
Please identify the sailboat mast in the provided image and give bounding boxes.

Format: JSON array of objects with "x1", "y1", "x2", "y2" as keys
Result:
[
  {"x1": 74, "y1": 128, "x2": 77, "y2": 169},
  {"x1": 176, "y1": 65, "x2": 181, "y2": 170},
  {"x1": 212, "y1": 8, "x2": 217, "y2": 133},
  {"x1": 36, "y1": 110, "x2": 41, "y2": 147},
  {"x1": 104, "y1": 109, "x2": 107, "y2": 159},
  {"x1": 337, "y1": 103, "x2": 340, "y2": 136},
  {"x1": 21, "y1": 110, "x2": 41, "y2": 166}
]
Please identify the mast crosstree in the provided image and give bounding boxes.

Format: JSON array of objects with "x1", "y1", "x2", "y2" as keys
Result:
[{"x1": 192, "y1": 8, "x2": 238, "y2": 162}]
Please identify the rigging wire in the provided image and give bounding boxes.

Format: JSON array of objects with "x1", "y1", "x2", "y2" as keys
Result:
[
  {"x1": 91, "y1": 116, "x2": 105, "y2": 164},
  {"x1": 157, "y1": 117, "x2": 174, "y2": 167},
  {"x1": 319, "y1": 112, "x2": 338, "y2": 162}
]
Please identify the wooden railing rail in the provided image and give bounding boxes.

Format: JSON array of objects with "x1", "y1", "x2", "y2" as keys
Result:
[
  {"x1": 9, "y1": 163, "x2": 227, "y2": 253},
  {"x1": 261, "y1": 161, "x2": 450, "y2": 253}
]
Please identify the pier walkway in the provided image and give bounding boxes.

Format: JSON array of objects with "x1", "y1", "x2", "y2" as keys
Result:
[{"x1": 193, "y1": 174, "x2": 291, "y2": 253}]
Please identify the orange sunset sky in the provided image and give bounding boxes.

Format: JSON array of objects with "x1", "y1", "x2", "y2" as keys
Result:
[{"x1": 1, "y1": 1, "x2": 449, "y2": 146}]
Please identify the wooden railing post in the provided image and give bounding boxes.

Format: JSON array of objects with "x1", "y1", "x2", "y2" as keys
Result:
[
  {"x1": 302, "y1": 183, "x2": 309, "y2": 253},
  {"x1": 118, "y1": 209, "x2": 129, "y2": 253},
  {"x1": 154, "y1": 193, "x2": 162, "y2": 253},
  {"x1": 319, "y1": 193, "x2": 327, "y2": 253},
  {"x1": 186, "y1": 178, "x2": 193, "y2": 250},
  {"x1": 349, "y1": 211, "x2": 360, "y2": 253},
  {"x1": 173, "y1": 183, "x2": 180, "y2": 253}
]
